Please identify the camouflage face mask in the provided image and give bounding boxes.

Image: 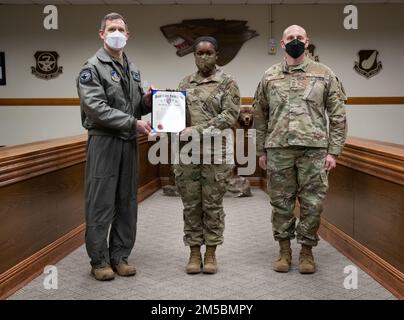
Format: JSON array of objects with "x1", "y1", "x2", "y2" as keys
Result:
[{"x1": 195, "y1": 54, "x2": 216, "y2": 74}]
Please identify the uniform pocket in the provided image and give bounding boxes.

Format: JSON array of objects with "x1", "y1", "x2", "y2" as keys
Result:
[
  {"x1": 303, "y1": 77, "x2": 326, "y2": 104},
  {"x1": 213, "y1": 165, "x2": 233, "y2": 182},
  {"x1": 106, "y1": 85, "x2": 117, "y2": 96},
  {"x1": 268, "y1": 83, "x2": 287, "y2": 109},
  {"x1": 214, "y1": 171, "x2": 227, "y2": 182},
  {"x1": 186, "y1": 93, "x2": 199, "y2": 106},
  {"x1": 173, "y1": 165, "x2": 184, "y2": 178},
  {"x1": 106, "y1": 85, "x2": 117, "y2": 105},
  {"x1": 320, "y1": 170, "x2": 329, "y2": 190}
]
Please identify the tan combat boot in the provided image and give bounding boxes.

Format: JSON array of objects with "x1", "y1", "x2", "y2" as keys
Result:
[
  {"x1": 203, "y1": 245, "x2": 218, "y2": 274},
  {"x1": 186, "y1": 245, "x2": 202, "y2": 274},
  {"x1": 299, "y1": 244, "x2": 316, "y2": 274},
  {"x1": 91, "y1": 266, "x2": 115, "y2": 281},
  {"x1": 273, "y1": 239, "x2": 292, "y2": 272},
  {"x1": 113, "y1": 262, "x2": 137, "y2": 276}
]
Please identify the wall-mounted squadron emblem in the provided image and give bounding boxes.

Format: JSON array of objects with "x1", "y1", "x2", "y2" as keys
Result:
[
  {"x1": 354, "y1": 50, "x2": 382, "y2": 79},
  {"x1": 31, "y1": 51, "x2": 63, "y2": 80}
]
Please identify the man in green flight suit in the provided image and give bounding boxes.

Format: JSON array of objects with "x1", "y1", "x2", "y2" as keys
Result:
[{"x1": 77, "y1": 13, "x2": 152, "y2": 281}]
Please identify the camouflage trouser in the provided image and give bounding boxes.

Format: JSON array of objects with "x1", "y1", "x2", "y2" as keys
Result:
[
  {"x1": 174, "y1": 163, "x2": 233, "y2": 246},
  {"x1": 266, "y1": 147, "x2": 329, "y2": 247}
]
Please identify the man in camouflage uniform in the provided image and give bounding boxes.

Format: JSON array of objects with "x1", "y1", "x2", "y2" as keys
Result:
[
  {"x1": 253, "y1": 25, "x2": 347, "y2": 274},
  {"x1": 174, "y1": 36, "x2": 240, "y2": 274}
]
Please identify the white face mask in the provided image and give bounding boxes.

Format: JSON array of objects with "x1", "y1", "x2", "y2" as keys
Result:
[{"x1": 105, "y1": 30, "x2": 127, "y2": 50}]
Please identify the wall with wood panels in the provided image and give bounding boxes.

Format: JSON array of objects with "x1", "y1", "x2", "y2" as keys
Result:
[
  {"x1": 320, "y1": 138, "x2": 404, "y2": 299},
  {"x1": 0, "y1": 134, "x2": 160, "y2": 299},
  {"x1": 0, "y1": 129, "x2": 403, "y2": 299}
]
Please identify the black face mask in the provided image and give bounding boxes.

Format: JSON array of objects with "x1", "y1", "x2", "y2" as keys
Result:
[{"x1": 285, "y1": 39, "x2": 305, "y2": 59}]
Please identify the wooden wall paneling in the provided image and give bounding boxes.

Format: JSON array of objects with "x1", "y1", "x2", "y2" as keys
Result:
[
  {"x1": 0, "y1": 164, "x2": 85, "y2": 275},
  {"x1": 0, "y1": 225, "x2": 85, "y2": 300},
  {"x1": 1, "y1": 129, "x2": 403, "y2": 299},
  {"x1": 323, "y1": 165, "x2": 355, "y2": 237},
  {"x1": 353, "y1": 171, "x2": 404, "y2": 272},
  {"x1": 319, "y1": 218, "x2": 404, "y2": 300},
  {"x1": 138, "y1": 135, "x2": 160, "y2": 188},
  {"x1": 0, "y1": 134, "x2": 161, "y2": 299}
]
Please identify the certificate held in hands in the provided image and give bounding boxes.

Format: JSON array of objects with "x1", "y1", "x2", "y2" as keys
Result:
[{"x1": 152, "y1": 90, "x2": 186, "y2": 133}]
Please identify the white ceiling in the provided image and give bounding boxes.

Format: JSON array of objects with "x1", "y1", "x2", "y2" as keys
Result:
[{"x1": 1, "y1": 0, "x2": 403, "y2": 5}]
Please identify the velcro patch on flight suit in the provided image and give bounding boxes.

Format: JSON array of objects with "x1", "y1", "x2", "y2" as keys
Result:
[
  {"x1": 131, "y1": 71, "x2": 141, "y2": 82},
  {"x1": 79, "y1": 69, "x2": 92, "y2": 84},
  {"x1": 111, "y1": 70, "x2": 121, "y2": 82}
]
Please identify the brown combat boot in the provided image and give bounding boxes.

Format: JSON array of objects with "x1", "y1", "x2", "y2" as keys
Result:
[
  {"x1": 91, "y1": 266, "x2": 115, "y2": 281},
  {"x1": 203, "y1": 245, "x2": 218, "y2": 274},
  {"x1": 186, "y1": 245, "x2": 202, "y2": 274},
  {"x1": 273, "y1": 240, "x2": 292, "y2": 272},
  {"x1": 113, "y1": 262, "x2": 137, "y2": 276},
  {"x1": 299, "y1": 244, "x2": 316, "y2": 274}
]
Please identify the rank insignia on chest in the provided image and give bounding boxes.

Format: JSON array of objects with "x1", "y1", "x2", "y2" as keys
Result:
[
  {"x1": 111, "y1": 70, "x2": 121, "y2": 82},
  {"x1": 131, "y1": 70, "x2": 141, "y2": 82}
]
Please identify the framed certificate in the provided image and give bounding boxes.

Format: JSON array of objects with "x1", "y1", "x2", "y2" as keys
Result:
[
  {"x1": 0, "y1": 52, "x2": 5, "y2": 86},
  {"x1": 152, "y1": 90, "x2": 186, "y2": 133}
]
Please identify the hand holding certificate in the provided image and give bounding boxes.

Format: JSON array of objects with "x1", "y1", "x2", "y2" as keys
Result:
[{"x1": 152, "y1": 90, "x2": 186, "y2": 133}]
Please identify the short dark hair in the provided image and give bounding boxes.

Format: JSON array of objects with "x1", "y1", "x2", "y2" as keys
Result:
[
  {"x1": 193, "y1": 36, "x2": 219, "y2": 52},
  {"x1": 100, "y1": 12, "x2": 128, "y2": 31}
]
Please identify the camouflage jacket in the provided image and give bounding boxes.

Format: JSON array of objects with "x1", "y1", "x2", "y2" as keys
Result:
[
  {"x1": 253, "y1": 58, "x2": 347, "y2": 156},
  {"x1": 178, "y1": 67, "x2": 240, "y2": 160}
]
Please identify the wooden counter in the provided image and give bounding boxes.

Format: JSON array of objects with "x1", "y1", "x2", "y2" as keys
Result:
[{"x1": 0, "y1": 134, "x2": 160, "y2": 299}]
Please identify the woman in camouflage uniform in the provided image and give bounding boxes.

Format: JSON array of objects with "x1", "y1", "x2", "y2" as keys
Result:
[{"x1": 175, "y1": 37, "x2": 241, "y2": 274}]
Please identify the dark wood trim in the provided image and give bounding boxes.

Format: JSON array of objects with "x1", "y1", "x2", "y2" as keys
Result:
[
  {"x1": 0, "y1": 134, "x2": 153, "y2": 188},
  {"x1": 344, "y1": 137, "x2": 404, "y2": 161},
  {"x1": 0, "y1": 98, "x2": 80, "y2": 106},
  {"x1": 0, "y1": 178, "x2": 160, "y2": 300},
  {"x1": 138, "y1": 134, "x2": 149, "y2": 145},
  {"x1": 339, "y1": 137, "x2": 404, "y2": 186},
  {"x1": 241, "y1": 97, "x2": 254, "y2": 105},
  {"x1": 241, "y1": 97, "x2": 404, "y2": 106},
  {"x1": 347, "y1": 97, "x2": 404, "y2": 105},
  {"x1": 319, "y1": 218, "x2": 404, "y2": 300},
  {"x1": 247, "y1": 176, "x2": 262, "y2": 187},
  {"x1": 1, "y1": 97, "x2": 404, "y2": 106},
  {"x1": 260, "y1": 177, "x2": 267, "y2": 192},
  {"x1": 160, "y1": 177, "x2": 171, "y2": 187},
  {"x1": 137, "y1": 177, "x2": 161, "y2": 202},
  {"x1": 0, "y1": 134, "x2": 151, "y2": 189},
  {"x1": 0, "y1": 224, "x2": 85, "y2": 300}
]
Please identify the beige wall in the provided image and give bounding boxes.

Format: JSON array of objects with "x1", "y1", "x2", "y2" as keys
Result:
[{"x1": 0, "y1": 4, "x2": 403, "y2": 146}]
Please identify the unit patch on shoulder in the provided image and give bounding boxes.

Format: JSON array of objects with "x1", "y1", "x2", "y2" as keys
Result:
[
  {"x1": 232, "y1": 93, "x2": 240, "y2": 105},
  {"x1": 131, "y1": 70, "x2": 141, "y2": 82},
  {"x1": 79, "y1": 69, "x2": 92, "y2": 84}
]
